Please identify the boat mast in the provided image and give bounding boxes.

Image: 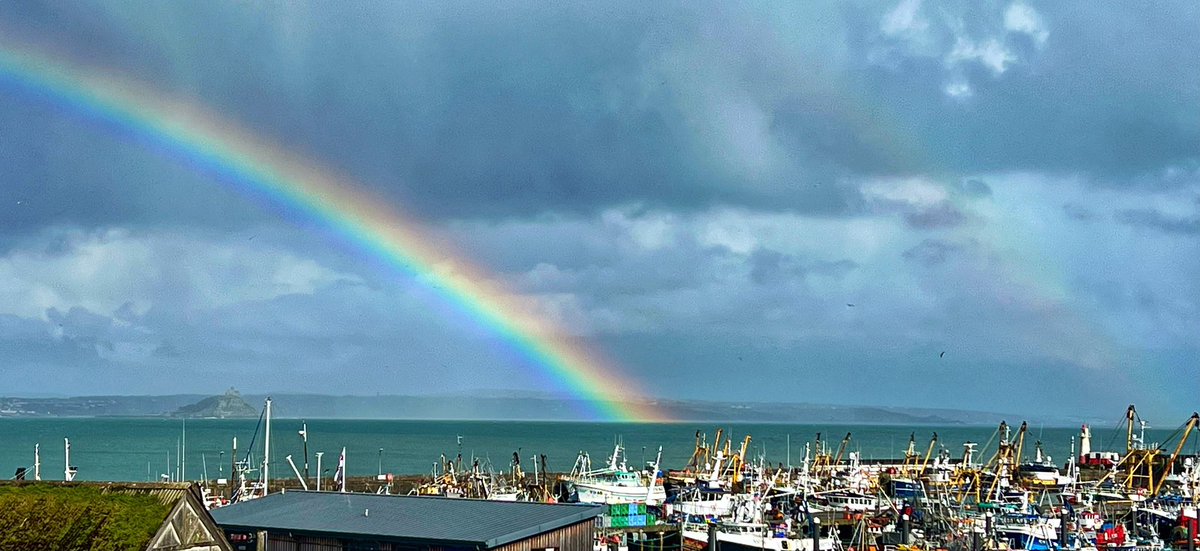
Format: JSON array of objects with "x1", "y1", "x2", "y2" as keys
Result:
[
  {"x1": 300, "y1": 420, "x2": 310, "y2": 484},
  {"x1": 34, "y1": 443, "x2": 40, "y2": 481},
  {"x1": 263, "y1": 397, "x2": 272, "y2": 495},
  {"x1": 315, "y1": 452, "x2": 324, "y2": 492},
  {"x1": 231, "y1": 437, "x2": 238, "y2": 499},
  {"x1": 64, "y1": 437, "x2": 76, "y2": 481},
  {"x1": 1126, "y1": 404, "x2": 1137, "y2": 453}
]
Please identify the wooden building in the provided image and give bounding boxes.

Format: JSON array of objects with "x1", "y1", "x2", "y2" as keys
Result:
[{"x1": 211, "y1": 491, "x2": 605, "y2": 551}]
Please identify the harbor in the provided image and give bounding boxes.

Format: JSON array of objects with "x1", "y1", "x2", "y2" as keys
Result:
[{"x1": 6, "y1": 399, "x2": 1199, "y2": 551}]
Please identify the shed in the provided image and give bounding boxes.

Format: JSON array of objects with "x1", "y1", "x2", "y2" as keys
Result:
[{"x1": 211, "y1": 491, "x2": 605, "y2": 551}]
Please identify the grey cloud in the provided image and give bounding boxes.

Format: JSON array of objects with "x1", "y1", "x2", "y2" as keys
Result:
[
  {"x1": 0, "y1": 313, "x2": 49, "y2": 340},
  {"x1": 903, "y1": 203, "x2": 968, "y2": 229},
  {"x1": 0, "y1": 0, "x2": 1195, "y2": 232},
  {"x1": 749, "y1": 249, "x2": 857, "y2": 286},
  {"x1": 861, "y1": 3, "x2": 1200, "y2": 180},
  {"x1": 1062, "y1": 202, "x2": 1095, "y2": 221},
  {"x1": 1114, "y1": 208, "x2": 1200, "y2": 235},
  {"x1": 902, "y1": 238, "x2": 969, "y2": 266},
  {"x1": 152, "y1": 341, "x2": 182, "y2": 358},
  {"x1": 46, "y1": 306, "x2": 114, "y2": 338},
  {"x1": 748, "y1": 249, "x2": 786, "y2": 286},
  {"x1": 1082, "y1": 279, "x2": 1162, "y2": 314},
  {"x1": 0, "y1": 313, "x2": 113, "y2": 375},
  {"x1": 1, "y1": 3, "x2": 1199, "y2": 414},
  {"x1": 955, "y1": 179, "x2": 993, "y2": 199},
  {"x1": 809, "y1": 259, "x2": 858, "y2": 278}
]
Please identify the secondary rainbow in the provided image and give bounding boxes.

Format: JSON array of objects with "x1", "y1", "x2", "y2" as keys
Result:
[{"x1": 0, "y1": 42, "x2": 667, "y2": 422}]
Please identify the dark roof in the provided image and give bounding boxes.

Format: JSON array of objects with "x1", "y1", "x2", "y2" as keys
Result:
[
  {"x1": 212, "y1": 491, "x2": 604, "y2": 548},
  {"x1": 0, "y1": 481, "x2": 197, "y2": 550}
]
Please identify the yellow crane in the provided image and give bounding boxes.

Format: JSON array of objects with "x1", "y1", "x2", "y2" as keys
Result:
[
  {"x1": 918, "y1": 432, "x2": 939, "y2": 477},
  {"x1": 730, "y1": 435, "x2": 752, "y2": 485},
  {"x1": 1091, "y1": 406, "x2": 1197, "y2": 497},
  {"x1": 1151, "y1": 412, "x2": 1199, "y2": 496}
]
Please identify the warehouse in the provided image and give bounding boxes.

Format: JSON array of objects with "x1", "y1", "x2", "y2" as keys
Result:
[{"x1": 211, "y1": 491, "x2": 605, "y2": 551}]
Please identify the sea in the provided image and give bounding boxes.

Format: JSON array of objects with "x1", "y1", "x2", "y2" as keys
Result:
[{"x1": 0, "y1": 418, "x2": 1187, "y2": 483}]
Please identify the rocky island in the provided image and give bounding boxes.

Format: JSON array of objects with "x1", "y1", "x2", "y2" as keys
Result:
[{"x1": 171, "y1": 388, "x2": 258, "y2": 419}]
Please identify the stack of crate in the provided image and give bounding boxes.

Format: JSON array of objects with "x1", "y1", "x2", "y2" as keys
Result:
[{"x1": 603, "y1": 503, "x2": 656, "y2": 528}]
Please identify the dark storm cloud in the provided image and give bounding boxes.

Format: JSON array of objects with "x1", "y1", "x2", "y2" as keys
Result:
[
  {"x1": 1114, "y1": 208, "x2": 1200, "y2": 235},
  {"x1": 2, "y1": 0, "x2": 1197, "y2": 230},
  {"x1": 861, "y1": 3, "x2": 1200, "y2": 180},
  {"x1": 0, "y1": 97, "x2": 279, "y2": 235}
]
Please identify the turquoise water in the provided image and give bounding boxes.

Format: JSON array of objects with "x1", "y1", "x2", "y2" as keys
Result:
[{"x1": 0, "y1": 418, "x2": 1189, "y2": 482}]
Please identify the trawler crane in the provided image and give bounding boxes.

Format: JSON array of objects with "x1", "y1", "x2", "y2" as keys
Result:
[
  {"x1": 1089, "y1": 405, "x2": 1198, "y2": 498},
  {"x1": 1151, "y1": 412, "x2": 1200, "y2": 495},
  {"x1": 902, "y1": 433, "x2": 918, "y2": 469},
  {"x1": 918, "y1": 432, "x2": 939, "y2": 476},
  {"x1": 833, "y1": 433, "x2": 852, "y2": 466},
  {"x1": 731, "y1": 435, "x2": 751, "y2": 485}
]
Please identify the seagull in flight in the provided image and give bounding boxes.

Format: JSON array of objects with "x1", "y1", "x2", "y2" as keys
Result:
[{"x1": 939, "y1": 351, "x2": 946, "y2": 358}]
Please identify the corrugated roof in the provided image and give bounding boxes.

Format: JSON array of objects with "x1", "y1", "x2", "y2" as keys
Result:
[{"x1": 212, "y1": 491, "x2": 604, "y2": 548}]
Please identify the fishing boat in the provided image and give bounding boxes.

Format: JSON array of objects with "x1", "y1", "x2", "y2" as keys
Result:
[
  {"x1": 992, "y1": 513, "x2": 1060, "y2": 551},
  {"x1": 820, "y1": 490, "x2": 878, "y2": 512},
  {"x1": 680, "y1": 521, "x2": 838, "y2": 551},
  {"x1": 564, "y1": 444, "x2": 666, "y2": 505},
  {"x1": 669, "y1": 483, "x2": 737, "y2": 517}
]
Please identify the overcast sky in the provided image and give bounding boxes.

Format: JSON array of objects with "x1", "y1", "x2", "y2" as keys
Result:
[{"x1": 1, "y1": 1, "x2": 1197, "y2": 420}]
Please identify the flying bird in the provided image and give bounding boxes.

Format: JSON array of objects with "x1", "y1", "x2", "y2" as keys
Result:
[
  {"x1": 846, "y1": 303, "x2": 855, "y2": 307},
  {"x1": 939, "y1": 351, "x2": 946, "y2": 358}
]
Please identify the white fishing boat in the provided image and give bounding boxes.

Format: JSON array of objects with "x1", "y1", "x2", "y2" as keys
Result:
[
  {"x1": 681, "y1": 521, "x2": 838, "y2": 551},
  {"x1": 670, "y1": 483, "x2": 737, "y2": 517},
  {"x1": 821, "y1": 490, "x2": 878, "y2": 512},
  {"x1": 564, "y1": 444, "x2": 666, "y2": 505}
]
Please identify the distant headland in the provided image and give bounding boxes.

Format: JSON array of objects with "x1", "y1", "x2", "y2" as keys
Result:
[{"x1": 0, "y1": 390, "x2": 1098, "y2": 426}]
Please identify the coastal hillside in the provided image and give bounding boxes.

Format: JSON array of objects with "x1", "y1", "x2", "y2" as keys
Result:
[{"x1": 0, "y1": 390, "x2": 1098, "y2": 425}]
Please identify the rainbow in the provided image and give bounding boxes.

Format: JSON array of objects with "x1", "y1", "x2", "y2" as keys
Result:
[{"x1": 0, "y1": 41, "x2": 667, "y2": 422}]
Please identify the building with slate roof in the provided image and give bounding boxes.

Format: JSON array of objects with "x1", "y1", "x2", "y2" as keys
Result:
[
  {"x1": 211, "y1": 491, "x2": 605, "y2": 551},
  {"x1": 0, "y1": 481, "x2": 232, "y2": 550}
]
